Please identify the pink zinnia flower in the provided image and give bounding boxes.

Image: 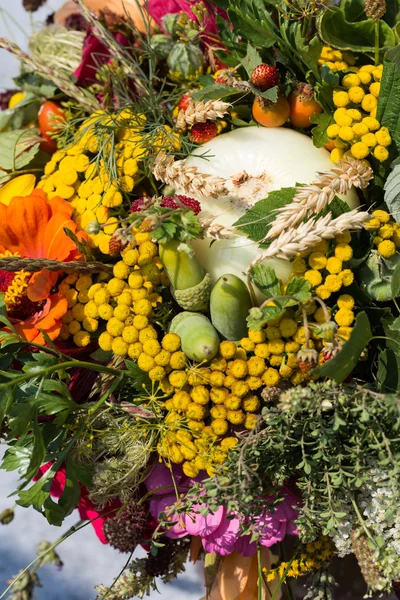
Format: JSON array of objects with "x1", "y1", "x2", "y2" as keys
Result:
[{"x1": 147, "y1": 0, "x2": 227, "y2": 36}]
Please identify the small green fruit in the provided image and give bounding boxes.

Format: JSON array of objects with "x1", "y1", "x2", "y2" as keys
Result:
[
  {"x1": 159, "y1": 240, "x2": 211, "y2": 311},
  {"x1": 170, "y1": 311, "x2": 220, "y2": 362},
  {"x1": 210, "y1": 274, "x2": 253, "y2": 340}
]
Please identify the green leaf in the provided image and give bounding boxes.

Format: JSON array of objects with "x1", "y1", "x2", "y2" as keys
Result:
[
  {"x1": 13, "y1": 72, "x2": 57, "y2": 98},
  {"x1": 1, "y1": 443, "x2": 32, "y2": 474},
  {"x1": 233, "y1": 187, "x2": 297, "y2": 246},
  {"x1": 376, "y1": 61, "x2": 400, "y2": 155},
  {"x1": 285, "y1": 277, "x2": 312, "y2": 304},
  {"x1": 312, "y1": 312, "x2": 372, "y2": 382},
  {"x1": 294, "y1": 31, "x2": 323, "y2": 78},
  {"x1": 392, "y1": 258, "x2": 400, "y2": 298},
  {"x1": 249, "y1": 83, "x2": 278, "y2": 102},
  {"x1": 0, "y1": 388, "x2": 15, "y2": 433},
  {"x1": 310, "y1": 112, "x2": 334, "y2": 148},
  {"x1": 192, "y1": 84, "x2": 245, "y2": 101},
  {"x1": 8, "y1": 403, "x2": 34, "y2": 438},
  {"x1": 384, "y1": 164, "x2": 400, "y2": 220},
  {"x1": 57, "y1": 457, "x2": 91, "y2": 520},
  {"x1": 226, "y1": 1, "x2": 278, "y2": 48},
  {"x1": 250, "y1": 264, "x2": 281, "y2": 298},
  {"x1": 25, "y1": 416, "x2": 46, "y2": 481},
  {"x1": 0, "y1": 129, "x2": 41, "y2": 171},
  {"x1": 246, "y1": 305, "x2": 285, "y2": 331},
  {"x1": 125, "y1": 360, "x2": 151, "y2": 390},
  {"x1": 241, "y1": 42, "x2": 262, "y2": 76},
  {"x1": 317, "y1": 7, "x2": 395, "y2": 53}
]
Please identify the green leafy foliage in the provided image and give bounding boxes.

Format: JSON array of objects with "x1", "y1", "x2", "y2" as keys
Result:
[
  {"x1": 0, "y1": 93, "x2": 40, "y2": 133},
  {"x1": 0, "y1": 129, "x2": 41, "y2": 172},
  {"x1": 247, "y1": 266, "x2": 311, "y2": 330},
  {"x1": 312, "y1": 312, "x2": 372, "y2": 382},
  {"x1": 376, "y1": 61, "x2": 400, "y2": 155},
  {"x1": 384, "y1": 164, "x2": 400, "y2": 221},
  {"x1": 317, "y1": 7, "x2": 395, "y2": 53},
  {"x1": 359, "y1": 250, "x2": 400, "y2": 301},
  {"x1": 13, "y1": 72, "x2": 57, "y2": 98},
  {"x1": 310, "y1": 112, "x2": 334, "y2": 148},
  {"x1": 233, "y1": 187, "x2": 297, "y2": 246},
  {"x1": 192, "y1": 84, "x2": 244, "y2": 101},
  {"x1": 241, "y1": 42, "x2": 262, "y2": 76}
]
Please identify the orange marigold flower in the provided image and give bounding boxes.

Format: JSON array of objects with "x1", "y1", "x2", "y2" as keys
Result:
[{"x1": 0, "y1": 189, "x2": 88, "y2": 302}]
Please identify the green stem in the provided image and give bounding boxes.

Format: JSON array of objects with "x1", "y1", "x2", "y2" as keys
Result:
[
  {"x1": 0, "y1": 360, "x2": 124, "y2": 390},
  {"x1": 350, "y1": 495, "x2": 378, "y2": 548},
  {"x1": 374, "y1": 19, "x2": 380, "y2": 66},
  {"x1": 257, "y1": 545, "x2": 263, "y2": 600},
  {"x1": 88, "y1": 374, "x2": 124, "y2": 415}
]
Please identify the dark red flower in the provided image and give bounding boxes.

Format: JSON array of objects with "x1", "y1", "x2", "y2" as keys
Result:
[{"x1": 74, "y1": 28, "x2": 130, "y2": 87}]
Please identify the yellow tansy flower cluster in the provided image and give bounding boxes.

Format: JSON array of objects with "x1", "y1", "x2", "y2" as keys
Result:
[
  {"x1": 92, "y1": 233, "x2": 169, "y2": 361},
  {"x1": 328, "y1": 64, "x2": 391, "y2": 163},
  {"x1": 364, "y1": 209, "x2": 400, "y2": 259},
  {"x1": 263, "y1": 537, "x2": 335, "y2": 582},
  {"x1": 318, "y1": 46, "x2": 355, "y2": 72},
  {"x1": 291, "y1": 236, "x2": 356, "y2": 341},
  {"x1": 57, "y1": 272, "x2": 109, "y2": 347}
]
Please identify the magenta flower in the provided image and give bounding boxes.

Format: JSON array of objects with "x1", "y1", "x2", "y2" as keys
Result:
[{"x1": 144, "y1": 463, "x2": 300, "y2": 557}]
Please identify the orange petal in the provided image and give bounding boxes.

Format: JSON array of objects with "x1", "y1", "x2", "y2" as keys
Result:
[
  {"x1": 27, "y1": 270, "x2": 58, "y2": 302},
  {"x1": 44, "y1": 215, "x2": 79, "y2": 261},
  {"x1": 218, "y1": 552, "x2": 252, "y2": 600},
  {"x1": 6, "y1": 194, "x2": 50, "y2": 258},
  {"x1": 13, "y1": 322, "x2": 39, "y2": 342},
  {"x1": 33, "y1": 321, "x2": 63, "y2": 344},
  {"x1": 0, "y1": 202, "x2": 27, "y2": 255},
  {"x1": 37, "y1": 294, "x2": 68, "y2": 330},
  {"x1": 48, "y1": 195, "x2": 73, "y2": 218}
]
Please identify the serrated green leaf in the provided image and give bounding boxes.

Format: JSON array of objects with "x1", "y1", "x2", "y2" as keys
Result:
[
  {"x1": 227, "y1": 2, "x2": 278, "y2": 48},
  {"x1": 125, "y1": 360, "x2": 151, "y2": 390},
  {"x1": 250, "y1": 264, "x2": 281, "y2": 298},
  {"x1": 241, "y1": 42, "x2": 262, "y2": 76},
  {"x1": 360, "y1": 250, "x2": 400, "y2": 301},
  {"x1": 312, "y1": 312, "x2": 372, "y2": 382},
  {"x1": 317, "y1": 7, "x2": 395, "y2": 53},
  {"x1": 384, "y1": 164, "x2": 400, "y2": 221},
  {"x1": 310, "y1": 112, "x2": 334, "y2": 148},
  {"x1": 285, "y1": 277, "x2": 312, "y2": 304},
  {"x1": 192, "y1": 84, "x2": 244, "y2": 101},
  {"x1": 1, "y1": 443, "x2": 32, "y2": 474},
  {"x1": 25, "y1": 416, "x2": 46, "y2": 481},
  {"x1": 233, "y1": 187, "x2": 297, "y2": 246},
  {"x1": 249, "y1": 83, "x2": 278, "y2": 102}
]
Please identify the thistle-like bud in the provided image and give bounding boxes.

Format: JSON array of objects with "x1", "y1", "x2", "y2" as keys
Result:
[
  {"x1": 317, "y1": 320, "x2": 338, "y2": 342},
  {"x1": 365, "y1": 0, "x2": 386, "y2": 20},
  {"x1": 103, "y1": 501, "x2": 148, "y2": 553}
]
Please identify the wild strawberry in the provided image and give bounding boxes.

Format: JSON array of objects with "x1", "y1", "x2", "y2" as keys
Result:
[
  {"x1": 297, "y1": 360, "x2": 313, "y2": 374},
  {"x1": 162, "y1": 195, "x2": 201, "y2": 215},
  {"x1": 130, "y1": 197, "x2": 152, "y2": 213},
  {"x1": 250, "y1": 64, "x2": 279, "y2": 92},
  {"x1": 178, "y1": 93, "x2": 191, "y2": 111},
  {"x1": 190, "y1": 121, "x2": 218, "y2": 144}
]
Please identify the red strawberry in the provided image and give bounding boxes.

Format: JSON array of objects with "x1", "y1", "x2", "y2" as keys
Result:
[
  {"x1": 178, "y1": 93, "x2": 191, "y2": 111},
  {"x1": 190, "y1": 121, "x2": 218, "y2": 144},
  {"x1": 162, "y1": 195, "x2": 201, "y2": 215},
  {"x1": 250, "y1": 64, "x2": 279, "y2": 92}
]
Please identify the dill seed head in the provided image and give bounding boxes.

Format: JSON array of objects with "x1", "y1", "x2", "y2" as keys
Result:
[
  {"x1": 364, "y1": 0, "x2": 386, "y2": 20},
  {"x1": 103, "y1": 501, "x2": 147, "y2": 553}
]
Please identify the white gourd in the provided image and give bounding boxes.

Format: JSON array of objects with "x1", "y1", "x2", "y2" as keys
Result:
[{"x1": 183, "y1": 127, "x2": 359, "y2": 286}]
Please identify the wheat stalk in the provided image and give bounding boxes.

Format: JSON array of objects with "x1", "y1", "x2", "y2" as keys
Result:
[
  {"x1": 248, "y1": 209, "x2": 371, "y2": 270},
  {"x1": 0, "y1": 38, "x2": 100, "y2": 113},
  {"x1": 153, "y1": 152, "x2": 228, "y2": 198},
  {"x1": 176, "y1": 100, "x2": 231, "y2": 130},
  {"x1": 199, "y1": 216, "x2": 238, "y2": 240},
  {"x1": 0, "y1": 258, "x2": 112, "y2": 273},
  {"x1": 265, "y1": 157, "x2": 373, "y2": 241}
]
